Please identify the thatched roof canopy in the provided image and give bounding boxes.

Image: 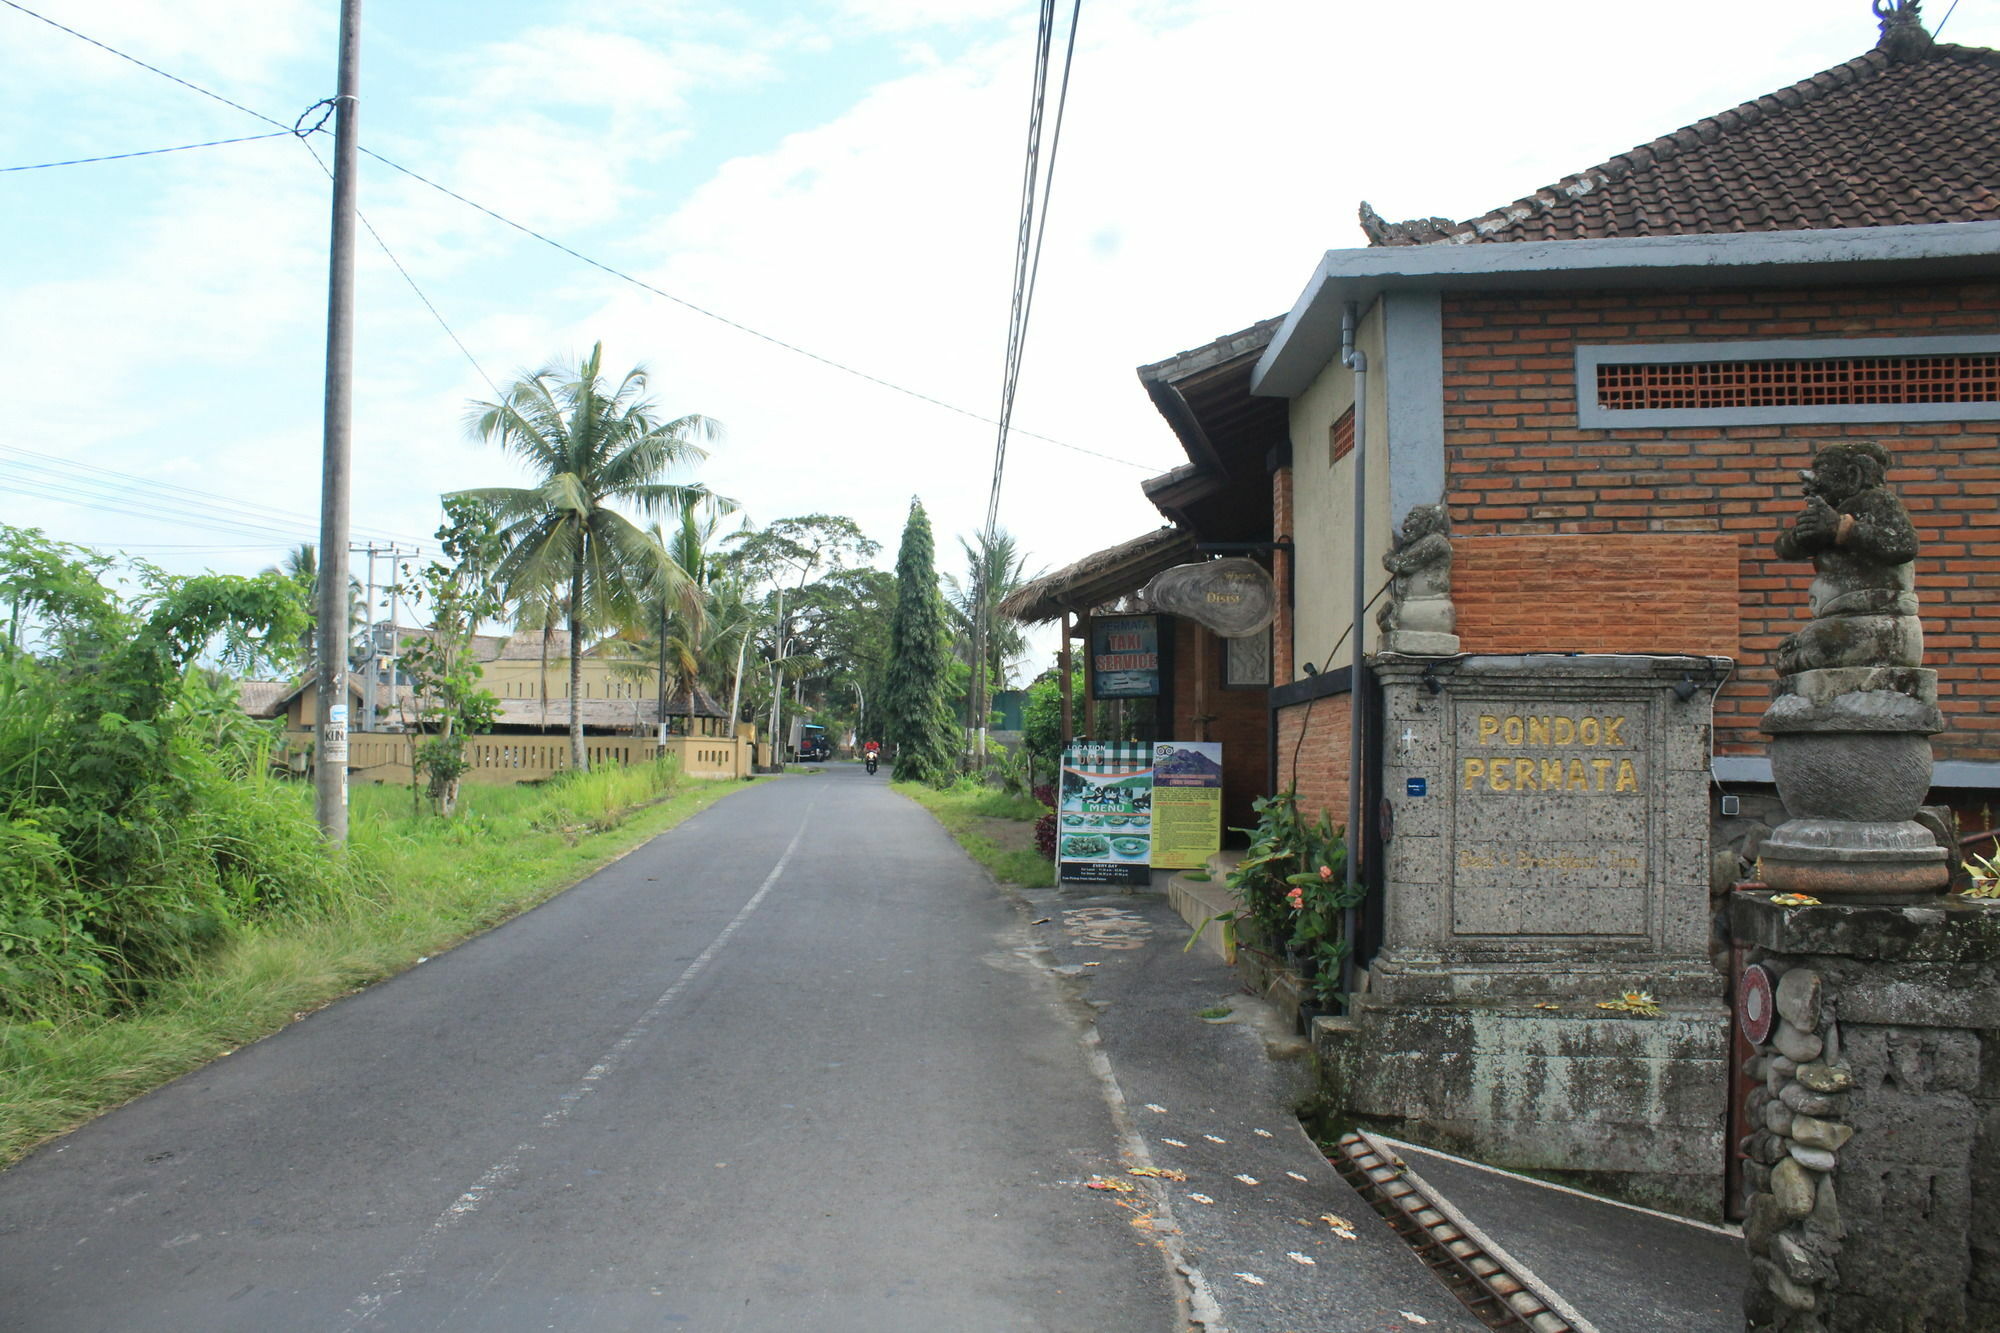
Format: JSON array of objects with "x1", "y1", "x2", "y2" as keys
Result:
[{"x1": 998, "y1": 526, "x2": 1197, "y2": 625}]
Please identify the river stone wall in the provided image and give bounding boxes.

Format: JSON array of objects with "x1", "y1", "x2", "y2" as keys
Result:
[{"x1": 1732, "y1": 893, "x2": 2000, "y2": 1331}]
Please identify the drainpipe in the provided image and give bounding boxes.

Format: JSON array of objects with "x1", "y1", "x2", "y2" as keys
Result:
[{"x1": 1341, "y1": 302, "x2": 1367, "y2": 1006}]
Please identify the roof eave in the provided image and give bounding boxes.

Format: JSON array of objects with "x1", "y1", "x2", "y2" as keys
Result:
[{"x1": 1251, "y1": 219, "x2": 2000, "y2": 399}]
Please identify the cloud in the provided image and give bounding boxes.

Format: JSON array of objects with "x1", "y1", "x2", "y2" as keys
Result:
[{"x1": 9, "y1": 0, "x2": 1992, "y2": 648}]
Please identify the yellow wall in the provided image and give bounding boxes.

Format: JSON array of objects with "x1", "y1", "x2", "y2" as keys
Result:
[
  {"x1": 1287, "y1": 298, "x2": 1393, "y2": 677},
  {"x1": 480, "y1": 654, "x2": 649, "y2": 701}
]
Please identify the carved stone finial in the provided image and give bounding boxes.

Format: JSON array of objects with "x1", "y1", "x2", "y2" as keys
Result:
[
  {"x1": 1771, "y1": 443, "x2": 1921, "y2": 675},
  {"x1": 1358, "y1": 200, "x2": 1461, "y2": 248},
  {"x1": 1873, "y1": 0, "x2": 1934, "y2": 59},
  {"x1": 1376, "y1": 504, "x2": 1458, "y2": 656}
]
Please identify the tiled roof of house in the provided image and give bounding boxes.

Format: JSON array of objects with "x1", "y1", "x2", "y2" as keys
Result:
[
  {"x1": 494, "y1": 629, "x2": 571, "y2": 660},
  {"x1": 1362, "y1": 21, "x2": 2000, "y2": 246}
]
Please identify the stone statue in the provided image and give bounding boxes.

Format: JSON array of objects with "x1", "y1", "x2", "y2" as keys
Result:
[
  {"x1": 1759, "y1": 443, "x2": 1947, "y2": 901},
  {"x1": 1377, "y1": 504, "x2": 1459, "y2": 656},
  {"x1": 1772, "y1": 443, "x2": 1922, "y2": 675}
]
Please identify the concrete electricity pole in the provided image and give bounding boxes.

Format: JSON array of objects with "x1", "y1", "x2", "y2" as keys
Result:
[{"x1": 314, "y1": 0, "x2": 362, "y2": 843}]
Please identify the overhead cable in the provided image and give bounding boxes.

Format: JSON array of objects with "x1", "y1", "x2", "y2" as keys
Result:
[
  {"x1": 2, "y1": 129, "x2": 293, "y2": 173},
  {"x1": 1, "y1": 0, "x2": 1156, "y2": 472}
]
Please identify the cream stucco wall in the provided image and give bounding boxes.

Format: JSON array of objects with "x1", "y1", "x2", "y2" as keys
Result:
[{"x1": 1287, "y1": 299, "x2": 1393, "y2": 678}]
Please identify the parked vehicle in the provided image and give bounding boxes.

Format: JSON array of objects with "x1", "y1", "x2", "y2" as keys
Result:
[{"x1": 797, "y1": 723, "x2": 832, "y2": 763}]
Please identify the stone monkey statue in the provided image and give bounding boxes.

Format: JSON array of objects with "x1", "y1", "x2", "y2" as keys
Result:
[
  {"x1": 1377, "y1": 504, "x2": 1458, "y2": 655},
  {"x1": 1772, "y1": 443, "x2": 1922, "y2": 675}
]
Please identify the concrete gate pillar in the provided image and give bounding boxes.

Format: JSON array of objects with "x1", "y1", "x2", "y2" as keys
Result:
[{"x1": 1318, "y1": 653, "x2": 1733, "y2": 1219}]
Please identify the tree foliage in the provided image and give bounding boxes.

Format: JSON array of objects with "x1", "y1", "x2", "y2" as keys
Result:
[
  {"x1": 398, "y1": 499, "x2": 505, "y2": 816},
  {"x1": 881, "y1": 500, "x2": 957, "y2": 784},
  {"x1": 455, "y1": 341, "x2": 724, "y2": 772},
  {"x1": 0, "y1": 527, "x2": 330, "y2": 1018}
]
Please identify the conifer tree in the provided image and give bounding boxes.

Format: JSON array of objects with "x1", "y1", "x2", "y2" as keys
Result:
[{"x1": 882, "y1": 498, "x2": 957, "y2": 783}]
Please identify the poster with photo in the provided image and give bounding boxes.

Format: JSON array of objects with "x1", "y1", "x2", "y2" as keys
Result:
[
  {"x1": 1057, "y1": 741, "x2": 1154, "y2": 887},
  {"x1": 1149, "y1": 741, "x2": 1222, "y2": 869}
]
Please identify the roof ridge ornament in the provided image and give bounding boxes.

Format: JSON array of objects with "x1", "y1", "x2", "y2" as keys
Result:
[
  {"x1": 1357, "y1": 200, "x2": 1461, "y2": 248},
  {"x1": 1873, "y1": 0, "x2": 1935, "y2": 60}
]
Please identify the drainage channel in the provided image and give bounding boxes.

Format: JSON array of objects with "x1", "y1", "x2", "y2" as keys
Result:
[{"x1": 1330, "y1": 1131, "x2": 1596, "y2": 1333}]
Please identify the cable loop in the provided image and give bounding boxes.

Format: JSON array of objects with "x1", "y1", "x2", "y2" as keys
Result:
[{"x1": 293, "y1": 98, "x2": 337, "y2": 138}]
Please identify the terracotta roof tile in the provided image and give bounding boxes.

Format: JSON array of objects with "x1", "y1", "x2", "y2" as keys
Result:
[{"x1": 1365, "y1": 38, "x2": 2000, "y2": 245}]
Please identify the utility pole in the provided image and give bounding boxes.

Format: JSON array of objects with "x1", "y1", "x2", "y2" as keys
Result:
[
  {"x1": 314, "y1": 0, "x2": 361, "y2": 843},
  {"x1": 766, "y1": 585, "x2": 786, "y2": 765},
  {"x1": 351, "y1": 540, "x2": 416, "y2": 732}
]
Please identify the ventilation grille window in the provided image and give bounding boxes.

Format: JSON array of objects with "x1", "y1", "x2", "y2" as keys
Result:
[
  {"x1": 1596, "y1": 354, "x2": 2000, "y2": 412},
  {"x1": 1330, "y1": 405, "x2": 1356, "y2": 464}
]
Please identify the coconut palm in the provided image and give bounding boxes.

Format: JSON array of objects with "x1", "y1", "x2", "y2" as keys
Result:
[
  {"x1": 454, "y1": 343, "x2": 723, "y2": 771},
  {"x1": 603, "y1": 497, "x2": 745, "y2": 735},
  {"x1": 944, "y1": 527, "x2": 1040, "y2": 722},
  {"x1": 264, "y1": 541, "x2": 364, "y2": 668}
]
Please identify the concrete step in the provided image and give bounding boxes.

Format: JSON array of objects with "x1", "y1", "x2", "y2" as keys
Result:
[{"x1": 1165, "y1": 850, "x2": 1244, "y2": 963}]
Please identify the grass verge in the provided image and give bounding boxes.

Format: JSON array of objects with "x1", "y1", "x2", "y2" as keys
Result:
[
  {"x1": 895, "y1": 780, "x2": 1054, "y2": 888},
  {"x1": 0, "y1": 767, "x2": 755, "y2": 1166}
]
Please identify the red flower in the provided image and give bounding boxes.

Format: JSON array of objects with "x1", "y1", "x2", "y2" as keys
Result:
[
  {"x1": 1286, "y1": 886, "x2": 1305, "y2": 910},
  {"x1": 1318, "y1": 864, "x2": 1333, "y2": 881}
]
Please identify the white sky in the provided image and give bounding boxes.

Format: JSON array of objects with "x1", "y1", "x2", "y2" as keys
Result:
[{"x1": 6, "y1": 0, "x2": 1993, "y2": 663}]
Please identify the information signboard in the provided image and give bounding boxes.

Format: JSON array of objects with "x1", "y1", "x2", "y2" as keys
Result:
[
  {"x1": 1091, "y1": 616, "x2": 1160, "y2": 699},
  {"x1": 1149, "y1": 741, "x2": 1222, "y2": 870},
  {"x1": 1057, "y1": 741, "x2": 1154, "y2": 886}
]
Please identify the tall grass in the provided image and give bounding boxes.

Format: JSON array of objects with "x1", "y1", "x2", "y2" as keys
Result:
[
  {"x1": 0, "y1": 759, "x2": 747, "y2": 1165},
  {"x1": 896, "y1": 778, "x2": 1054, "y2": 887}
]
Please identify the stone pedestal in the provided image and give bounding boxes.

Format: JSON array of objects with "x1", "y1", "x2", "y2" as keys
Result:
[
  {"x1": 1318, "y1": 655, "x2": 1731, "y2": 1218},
  {"x1": 1732, "y1": 894, "x2": 2000, "y2": 1332},
  {"x1": 1760, "y1": 668, "x2": 1947, "y2": 901}
]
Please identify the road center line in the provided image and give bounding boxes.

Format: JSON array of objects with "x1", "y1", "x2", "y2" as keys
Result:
[{"x1": 340, "y1": 799, "x2": 818, "y2": 1329}]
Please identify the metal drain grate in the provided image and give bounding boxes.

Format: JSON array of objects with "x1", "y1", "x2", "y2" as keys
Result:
[{"x1": 1330, "y1": 1131, "x2": 1589, "y2": 1333}]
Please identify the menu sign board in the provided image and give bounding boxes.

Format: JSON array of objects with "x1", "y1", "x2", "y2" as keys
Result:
[
  {"x1": 1057, "y1": 741, "x2": 1154, "y2": 886},
  {"x1": 1091, "y1": 615, "x2": 1160, "y2": 699},
  {"x1": 1150, "y1": 741, "x2": 1222, "y2": 870}
]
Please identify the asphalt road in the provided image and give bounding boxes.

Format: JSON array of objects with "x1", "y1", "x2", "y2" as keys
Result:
[{"x1": 0, "y1": 767, "x2": 1184, "y2": 1332}]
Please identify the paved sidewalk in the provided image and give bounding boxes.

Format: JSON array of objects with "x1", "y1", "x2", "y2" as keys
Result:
[
  {"x1": 1014, "y1": 882, "x2": 1477, "y2": 1332},
  {"x1": 1011, "y1": 878, "x2": 1748, "y2": 1333}
]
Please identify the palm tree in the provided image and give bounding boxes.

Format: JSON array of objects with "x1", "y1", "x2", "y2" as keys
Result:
[
  {"x1": 454, "y1": 343, "x2": 723, "y2": 772},
  {"x1": 264, "y1": 542, "x2": 364, "y2": 669},
  {"x1": 944, "y1": 528, "x2": 1039, "y2": 726},
  {"x1": 603, "y1": 497, "x2": 744, "y2": 736}
]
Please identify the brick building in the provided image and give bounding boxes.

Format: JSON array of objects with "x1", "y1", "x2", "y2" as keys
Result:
[{"x1": 1135, "y1": 6, "x2": 2000, "y2": 867}]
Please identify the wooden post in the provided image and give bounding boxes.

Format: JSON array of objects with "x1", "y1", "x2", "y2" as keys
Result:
[
  {"x1": 1058, "y1": 610, "x2": 1074, "y2": 745},
  {"x1": 1193, "y1": 624, "x2": 1210, "y2": 742},
  {"x1": 1083, "y1": 613, "x2": 1097, "y2": 739}
]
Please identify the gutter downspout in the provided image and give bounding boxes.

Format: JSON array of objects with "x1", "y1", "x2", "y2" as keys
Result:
[{"x1": 1341, "y1": 302, "x2": 1367, "y2": 1007}]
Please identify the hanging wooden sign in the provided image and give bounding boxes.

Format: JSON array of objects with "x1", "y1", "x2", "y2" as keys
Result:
[{"x1": 1140, "y1": 558, "x2": 1276, "y2": 638}]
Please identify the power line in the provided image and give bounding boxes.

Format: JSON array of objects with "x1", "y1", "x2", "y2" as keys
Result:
[
  {"x1": 0, "y1": 446, "x2": 429, "y2": 548},
  {"x1": 296, "y1": 137, "x2": 503, "y2": 399},
  {"x1": 1, "y1": 0, "x2": 1158, "y2": 473},
  {"x1": 0, "y1": 0, "x2": 291, "y2": 132},
  {"x1": 0, "y1": 442, "x2": 427, "y2": 543},
  {"x1": 357, "y1": 147, "x2": 1151, "y2": 469},
  {"x1": 986, "y1": 0, "x2": 1083, "y2": 538},
  {"x1": 2, "y1": 129, "x2": 293, "y2": 173}
]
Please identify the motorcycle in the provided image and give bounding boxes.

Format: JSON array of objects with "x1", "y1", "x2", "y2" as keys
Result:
[{"x1": 864, "y1": 751, "x2": 878, "y2": 775}]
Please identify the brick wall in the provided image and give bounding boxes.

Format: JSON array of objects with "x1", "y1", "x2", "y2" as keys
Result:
[
  {"x1": 1275, "y1": 692, "x2": 1351, "y2": 830},
  {"x1": 1169, "y1": 616, "x2": 1270, "y2": 836},
  {"x1": 1442, "y1": 281, "x2": 2000, "y2": 762},
  {"x1": 1452, "y1": 532, "x2": 1741, "y2": 657}
]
